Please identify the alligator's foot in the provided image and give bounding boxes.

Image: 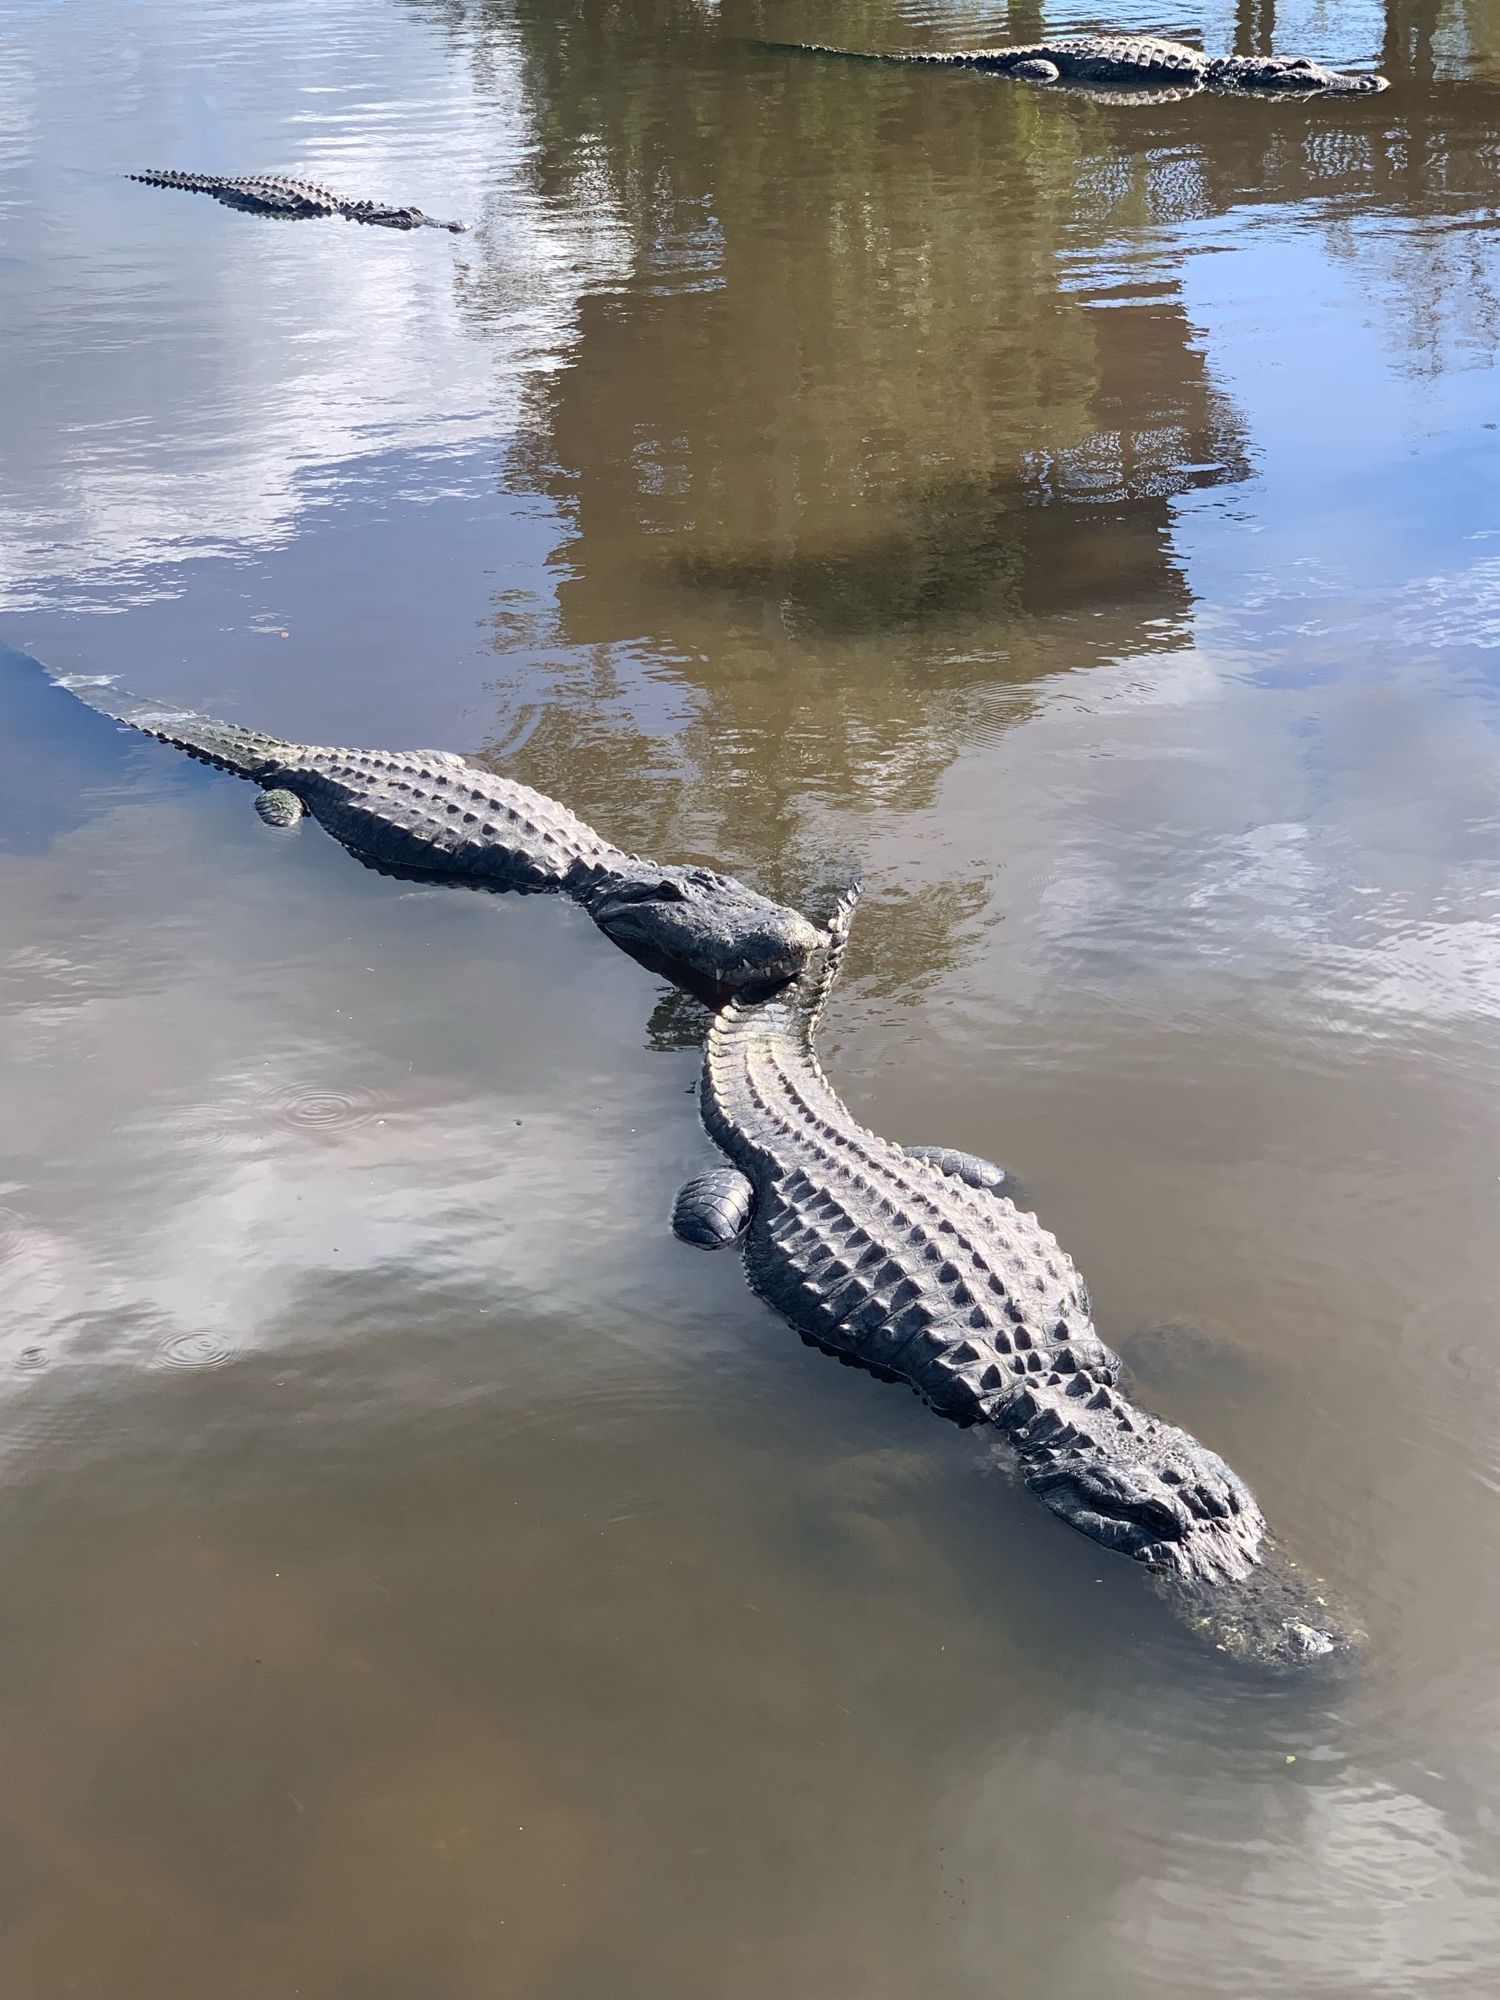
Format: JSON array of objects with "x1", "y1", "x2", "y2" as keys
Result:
[
  {"x1": 672, "y1": 1168, "x2": 756, "y2": 1248},
  {"x1": 254, "y1": 788, "x2": 305, "y2": 829},
  {"x1": 1007, "y1": 58, "x2": 1059, "y2": 82},
  {"x1": 902, "y1": 1144, "x2": 1008, "y2": 1193}
]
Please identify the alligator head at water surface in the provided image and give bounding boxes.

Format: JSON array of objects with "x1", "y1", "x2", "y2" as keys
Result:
[
  {"x1": 1001, "y1": 1371, "x2": 1364, "y2": 1670},
  {"x1": 580, "y1": 866, "x2": 825, "y2": 994},
  {"x1": 1204, "y1": 54, "x2": 1388, "y2": 94}
]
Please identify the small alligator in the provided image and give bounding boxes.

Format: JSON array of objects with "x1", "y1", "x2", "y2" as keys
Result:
[
  {"x1": 54, "y1": 676, "x2": 823, "y2": 990},
  {"x1": 766, "y1": 35, "x2": 1388, "y2": 96},
  {"x1": 674, "y1": 889, "x2": 1360, "y2": 1668},
  {"x1": 130, "y1": 170, "x2": 466, "y2": 232}
]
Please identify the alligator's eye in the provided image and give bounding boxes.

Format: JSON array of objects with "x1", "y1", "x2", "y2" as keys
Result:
[{"x1": 653, "y1": 880, "x2": 689, "y2": 903}]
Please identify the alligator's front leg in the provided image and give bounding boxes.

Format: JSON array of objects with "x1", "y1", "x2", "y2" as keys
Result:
[
  {"x1": 672, "y1": 1167, "x2": 756, "y2": 1248},
  {"x1": 902, "y1": 1144, "x2": 1007, "y2": 1193}
]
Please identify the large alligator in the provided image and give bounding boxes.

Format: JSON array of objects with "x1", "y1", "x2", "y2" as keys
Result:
[
  {"x1": 674, "y1": 889, "x2": 1360, "y2": 1668},
  {"x1": 766, "y1": 35, "x2": 1388, "y2": 96},
  {"x1": 129, "y1": 170, "x2": 466, "y2": 232},
  {"x1": 52, "y1": 676, "x2": 822, "y2": 991}
]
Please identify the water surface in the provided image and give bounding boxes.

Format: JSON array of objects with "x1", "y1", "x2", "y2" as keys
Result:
[{"x1": 3, "y1": 3, "x2": 1500, "y2": 1995}]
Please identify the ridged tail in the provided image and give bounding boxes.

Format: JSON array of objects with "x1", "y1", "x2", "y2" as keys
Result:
[
  {"x1": 703, "y1": 877, "x2": 861, "y2": 1144},
  {"x1": 50, "y1": 673, "x2": 293, "y2": 783},
  {"x1": 758, "y1": 42, "x2": 908, "y2": 64},
  {"x1": 792, "y1": 877, "x2": 857, "y2": 1040},
  {"x1": 129, "y1": 170, "x2": 231, "y2": 194}
]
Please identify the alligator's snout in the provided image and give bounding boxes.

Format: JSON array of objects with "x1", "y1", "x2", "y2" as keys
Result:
[
  {"x1": 1158, "y1": 1543, "x2": 1367, "y2": 1673},
  {"x1": 1274, "y1": 65, "x2": 1389, "y2": 93}
]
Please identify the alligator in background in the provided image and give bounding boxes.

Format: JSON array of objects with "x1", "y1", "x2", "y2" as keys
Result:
[
  {"x1": 673, "y1": 888, "x2": 1361, "y2": 1669},
  {"x1": 51, "y1": 674, "x2": 823, "y2": 992},
  {"x1": 129, "y1": 171, "x2": 467, "y2": 232},
  {"x1": 764, "y1": 35, "x2": 1388, "y2": 97}
]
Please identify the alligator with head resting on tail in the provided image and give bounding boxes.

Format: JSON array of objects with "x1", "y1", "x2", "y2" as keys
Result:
[
  {"x1": 129, "y1": 170, "x2": 467, "y2": 232},
  {"x1": 764, "y1": 34, "x2": 1388, "y2": 96},
  {"x1": 51, "y1": 674, "x2": 823, "y2": 992},
  {"x1": 673, "y1": 887, "x2": 1362, "y2": 1669}
]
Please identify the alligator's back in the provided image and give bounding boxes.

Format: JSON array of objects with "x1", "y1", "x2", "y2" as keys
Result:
[
  {"x1": 129, "y1": 170, "x2": 467, "y2": 231},
  {"x1": 689, "y1": 917, "x2": 1333, "y2": 1630},
  {"x1": 59, "y1": 677, "x2": 615, "y2": 891},
  {"x1": 129, "y1": 171, "x2": 343, "y2": 216},
  {"x1": 256, "y1": 744, "x2": 617, "y2": 890},
  {"x1": 761, "y1": 35, "x2": 1206, "y2": 83},
  {"x1": 763, "y1": 36, "x2": 1385, "y2": 93},
  {"x1": 701, "y1": 978, "x2": 1100, "y2": 1422}
]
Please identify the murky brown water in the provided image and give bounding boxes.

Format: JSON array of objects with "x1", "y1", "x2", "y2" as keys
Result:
[{"x1": 4, "y1": 2, "x2": 1500, "y2": 1993}]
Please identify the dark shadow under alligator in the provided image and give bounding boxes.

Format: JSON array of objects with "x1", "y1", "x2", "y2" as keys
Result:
[
  {"x1": 129, "y1": 170, "x2": 466, "y2": 232},
  {"x1": 674, "y1": 888, "x2": 1364, "y2": 1672}
]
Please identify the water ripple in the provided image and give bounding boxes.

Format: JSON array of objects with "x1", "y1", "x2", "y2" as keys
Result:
[
  {"x1": 250, "y1": 1079, "x2": 387, "y2": 1136},
  {"x1": 0, "y1": 1204, "x2": 26, "y2": 1260},
  {"x1": 154, "y1": 1327, "x2": 240, "y2": 1371}
]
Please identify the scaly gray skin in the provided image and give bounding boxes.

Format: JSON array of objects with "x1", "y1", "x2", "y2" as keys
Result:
[
  {"x1": 129, "y1": 170, "x2": 467, "y2": 232},
  {"x1": 54, "y1": 676, "x2": 823, "y2": 991},
  {"x1": 767, "y1": 36, "x2": 1388, "y2": 96},
  {"x1": 674, "y1": 889, "x2": 1361, "y2": 1669}
]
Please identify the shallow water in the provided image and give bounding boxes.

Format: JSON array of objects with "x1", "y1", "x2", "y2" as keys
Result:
[{"x1": 3, "y1": 2, "x2": 1500, "y2": 1993}]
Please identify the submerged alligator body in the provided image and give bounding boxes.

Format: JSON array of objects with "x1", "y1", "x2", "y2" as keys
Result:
[
  {"x1": 674, "y1": 891, "x2": 1360, "y2": 1669},
  {"x1": 130, "y1": 170, "x2": 466, "y2": 232},
  {"x1": 767, "y1": 35, "x2": 1388, "y2": 96},
  {"x1": 54, "y1": 677, "x2": 822, "y2": 991}
]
